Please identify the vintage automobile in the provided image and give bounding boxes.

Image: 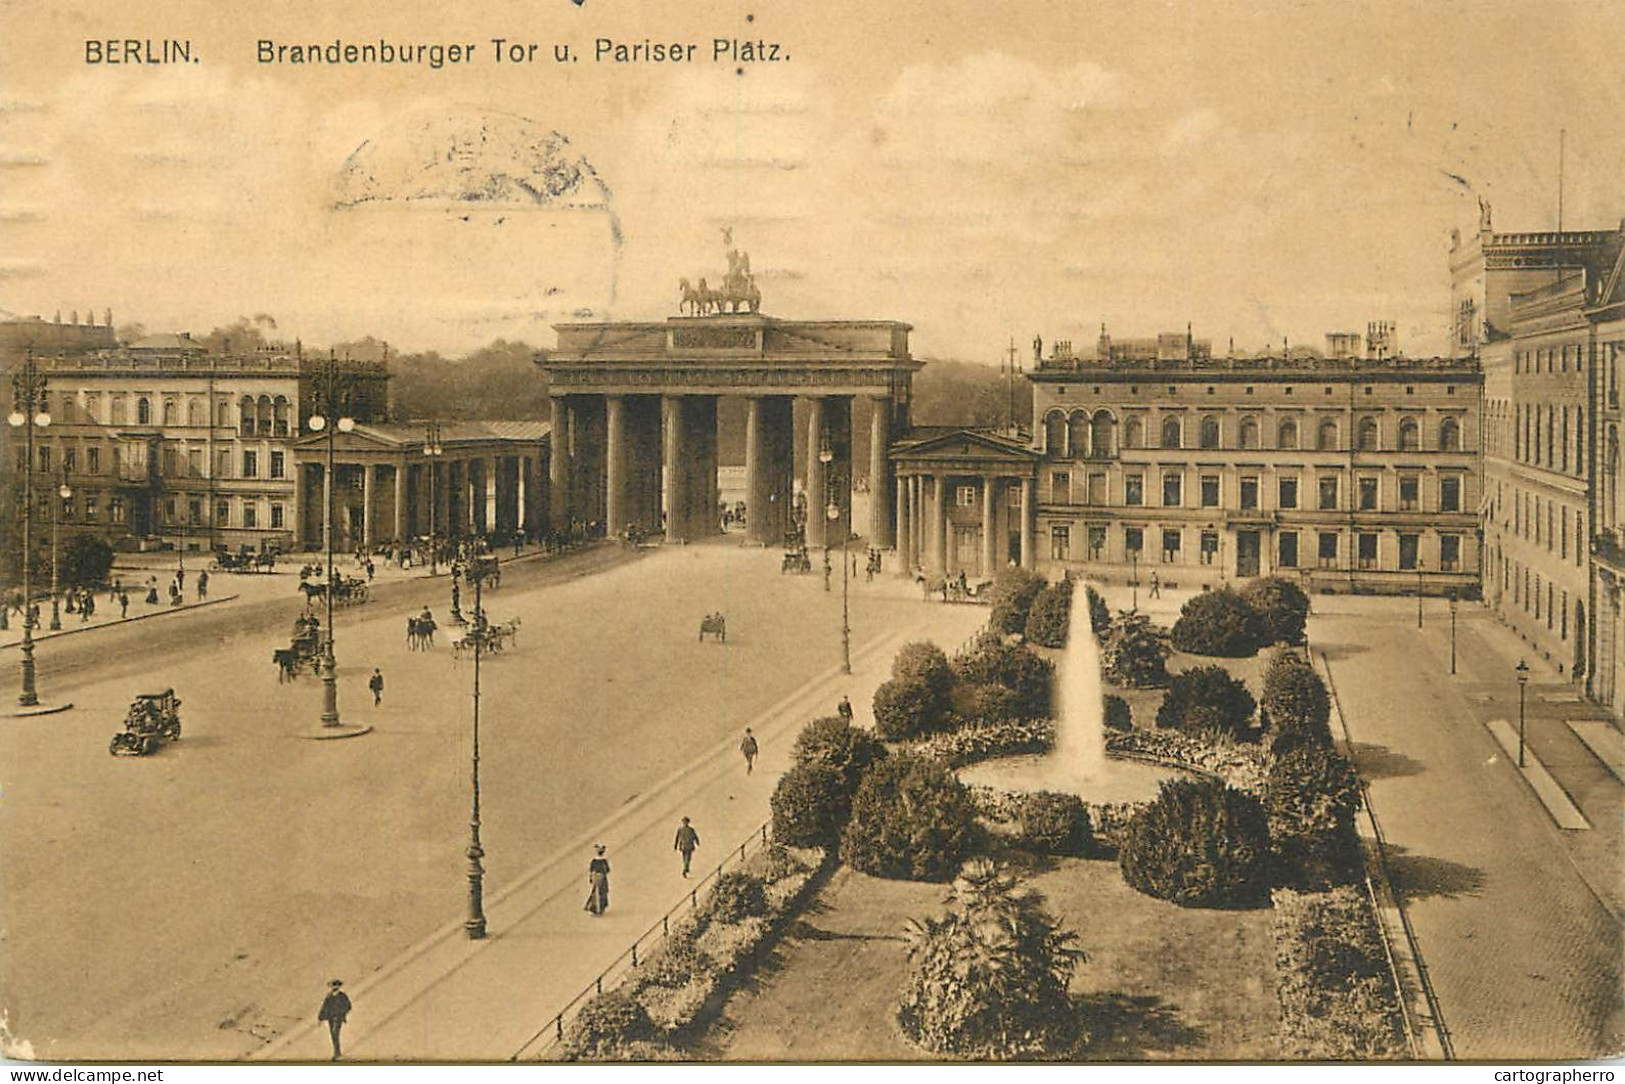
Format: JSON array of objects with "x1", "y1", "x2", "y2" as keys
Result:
[
  {"x1": 780, "y1": 546, "x2": 812, "y2": 574},
  {"x1": 109, "y1": 689, "x2": 183, "y2": 756},
  {"x1": 699, "y1": 612, "x2": 727, "y2": 642}
]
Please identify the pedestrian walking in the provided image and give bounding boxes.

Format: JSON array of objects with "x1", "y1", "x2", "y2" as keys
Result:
[
  {"x1": 674, "y1": 817, "x2": 701, "y2": 877},
  {"x1": 176, "y1": 567, "x2": 186, "y2": 592},
  {"x1": 119, "y1": 591, "x2": 129, "y2": 619},
  {"x1": 740, "y1": 727, "x2": 759, "y2": 774},
  {"x1": 145, "y1": 577, "x2": 158, "y2": 605},
  {"x1": 1149, "y1": 570, "x2": 1161, "y2": 599},
  {"x1": 837, "y1": 695, "x2": 854, "y2": 722},
  {"x1": 585, "y1": 845, "x2": 611, "y2": 915},
  {"x1": 369, "y1": 668, "x2": 384, "y2": 706},
  {"x1": 365, "y1": 559, "x2": 375, "y2": 583},
  {"x1": 317, "y1": 979, "x2": 351, "y2": 1061},
  {"x1": 197, "y1": 570, "x2": 209, "y2": 600}
]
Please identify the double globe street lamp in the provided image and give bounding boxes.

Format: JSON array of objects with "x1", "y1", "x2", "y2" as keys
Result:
[
  {"x1": 818, "y1": 444, "x2": 852, "y2": 675},
  {"x1": 8, "y1": 349, "x2": 63, "y2": 712},
  {"x1": 49, "y1": 469, "x2": 70, "y2": 631}
]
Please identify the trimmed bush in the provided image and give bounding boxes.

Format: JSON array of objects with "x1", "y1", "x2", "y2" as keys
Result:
[
  {"x1": 771, "y1": 763, "x2": 850, "y2": 848},
  {"x1": 791, "y1": 716, "x2": 887, "y2": 792},
  {"x1": 562, "y1": 987, "x2": 657, "y2": 1059},
  {"x1": 1103, "y1": 694, "x2": 1133, "y2": 732},
  {"x1": 1156, "y1": 665, "x2": 1257, "y2": 740},
  {"x1": 1024, "y1": 579, "x2": 1074, "y2": 648},
  {"x1": 1118, "y1": 777, "x2": 1270, "y2": 908},
  {"x1": 1261, "y1": 648, "x2": 1332, "y2": 744},
  {"x1": 898, "y1": 859, "x2": 1081, "y2": 1059},
  {"x1": 1170, "y1": 588, "x2": 1268, "y2": 657},
  {"x1": 1100, "y1": 610, "x2": 1169, "y2": 688},
  {"x1": 874, "y1": 642, "x2": 955, "y2": 739},
  {"x1": 1242, "y1": 575, "x2": 1310, "y2": 646},
  {"x1": 1274, "y1": 887, "x2": 1407, "y2": 1059},
  {"x1": 1085, "y1": 585, "x2": 1111, "y2": 638},
  {"x1": 1015, "y1": 791, "x2": 1092, "y2": 856},
  {"x1": 1267, "y1": 740, "x2": 1363, "y2": 889},
  {"x1": 951, "y1": 638, "x2": 1054, "y2": 721},
  {"x1": 709, "y1": 870, "x2": 769, "y2": 923},
  {"x1": 842, "y1": 754, "x2": 977, "y2": 881},
  {"x1": 987, "y1": 567, "x2": 1048, "y2": 635},
  {"x1": 60, "y1": 533, "x2": 115, "y2": 590}
]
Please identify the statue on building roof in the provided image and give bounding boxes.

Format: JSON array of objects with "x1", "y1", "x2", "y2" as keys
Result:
[
  {"x1": 679, "y1": 228, "x2": 761, "y2": 316},
  {"x1": 1478, "y1": 195, "x2": 1493, "y2": 233}
]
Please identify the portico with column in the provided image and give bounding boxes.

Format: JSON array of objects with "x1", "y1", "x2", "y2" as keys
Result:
[
  {"x1": 539, "y1": 312, "x2": 919, "y2": 551},
  {"x1": 890, "y1": 429, "x2": 1040, "y2": 578}
]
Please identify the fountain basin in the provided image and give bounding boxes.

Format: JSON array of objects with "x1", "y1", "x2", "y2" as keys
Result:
[{"x1": 957, "y1": 751, "x2": 1192, "y2": 805}]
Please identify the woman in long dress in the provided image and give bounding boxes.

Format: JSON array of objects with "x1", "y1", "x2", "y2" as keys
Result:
[{"x1": 585, "y1": 845, "x2": 610, "y2": 915}]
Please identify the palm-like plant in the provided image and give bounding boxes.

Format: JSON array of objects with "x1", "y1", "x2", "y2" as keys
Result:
[{"x1": 897, "y1": 858, "x2": 1083, "y2": 1058}]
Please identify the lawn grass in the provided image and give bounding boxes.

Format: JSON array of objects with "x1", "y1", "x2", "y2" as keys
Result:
[{"x1": 704, "y1": 845, "x2": 1278, "y2": 1061}]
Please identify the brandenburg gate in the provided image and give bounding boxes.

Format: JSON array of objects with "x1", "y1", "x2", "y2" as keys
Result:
[{"x1": 539, "y1": 307, "x2": 919, "y2": 551}]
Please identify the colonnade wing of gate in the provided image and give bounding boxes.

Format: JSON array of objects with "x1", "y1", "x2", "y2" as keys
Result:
[{"x1": 539, "y1": 315, "x2": 921, "y2": 550}]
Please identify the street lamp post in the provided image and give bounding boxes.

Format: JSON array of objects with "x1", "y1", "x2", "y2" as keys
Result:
[
  {"x1": 1448, "y1": 589, "x2": 1459, "y2": 676},
  {"x1": 1515, "y1": 658, "x2": 1530, "y2": 768},
  {"x1": 9, "y1": 349, "x2": 51, "y2": 707},
  {"x1": 48, "y1": 466, "x2": 63, "y2": 631},
  {"x1": 307, "y1": 355, "x2": 356, "y2": 729},
  {"x1": 424, "y1": 421, "x2": 443, "y2": 575},
  {"x1": 819, "y1": 445, "x2": 851, "y2": 674},
  {"x1": 464, "y1": 558, "x2": 492, "y2": 939}
]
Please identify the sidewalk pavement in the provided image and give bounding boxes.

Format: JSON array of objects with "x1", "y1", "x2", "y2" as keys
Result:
[
  {"x1": 250, "y1": 599, "x2": 981, "y2": 1063},
  {"x1": 0, "y1": 591, "x2": 241, "y2": 650}
]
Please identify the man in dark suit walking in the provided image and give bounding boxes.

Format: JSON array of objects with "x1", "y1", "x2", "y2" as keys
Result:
[
  {"x1": 318, "y1": 978, "x2": 351, "y2": 1061},
  {"x1": 674, "y1": 816, "x2": 701, "y2": 877}
]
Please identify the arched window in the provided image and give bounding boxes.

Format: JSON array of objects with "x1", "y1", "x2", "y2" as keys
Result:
[
  {"x1": 111, "y1": 396, "x2": 127, "y2": 425},
  {"x1": 162, "y1": 399, "x2": 178, "y2": 426},
  {"x1": 257, "y1": 395, "x2": 274, "y2": 437},
  {"x1": 239, "y1": 396, "x2": 255, "y2": 436},
  {"x1": 1044, "y1": 411, "x2": 1067, "y2": 455},
  {"x1": 1398, "y1": 418, "x2": 1419, "y2": 451},
  {"x1": 1439, "y1": 417, "x2": 1460, "y2": 452},
  {"x1": 1277, "y1": 418, "x2": 1299, "y2": 450},
  {"x1": 1317, "y1": 418, "x2": 1338, "y2": 451},
  {"x1": 136, "y1": 397, "x2": 151, "y2": 425},
  {"x1": 1090, "y1": 410, "x2": 1116, "y2": 458},
  {"x1": 1199, "y1": 416, "x2": 1220, "y2": 449},
  {"x1": 1068, "y1": 411, "x2": 1090, "y2": 459},
  {"x1": 187, "y1": 399, "x2": 203, "y2": 427},
  {"x1": 1357, "y1": 417, "x2": 1378, "y2": 451},
  {"x1": 1123, "y1": 417, "x2": 1143, "y2": 449},
  {"x1": 1160, "y1": 415, "x2": 1182, "y2": 450},
  {"x1": 273, "y1": 396, "x2": 291, "y2": 437},
  {"x1": 1239, "y1": 417, "x2": 1259, "y2": 450}
]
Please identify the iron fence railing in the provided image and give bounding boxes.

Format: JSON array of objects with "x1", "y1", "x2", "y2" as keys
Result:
[{"x1": 509, "y1": 818, "x2": 775, "y2": 1061}]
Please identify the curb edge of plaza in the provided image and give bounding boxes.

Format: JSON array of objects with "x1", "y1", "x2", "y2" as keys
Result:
[
  {"x1": 248, "y1": 620, "x2": 909, "y2": 1062},
  {"x1": 0, "y1": 593, "x2": 242, "y2": 652}
]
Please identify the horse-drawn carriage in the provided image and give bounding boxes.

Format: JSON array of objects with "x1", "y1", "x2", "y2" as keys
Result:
[
  {"x1": 212, "y1": 549, "x2": 276, "y2": 574},
  {"x1": 109, "y1": 689, "x2": 182, "y2": 756},
  {"x1": 918, "y1": 574, "x2": 993, "y2": 604},
  {"x1": 273, "y1": 614, "x2": 323, "y2": 681},
  {"x1": 450, "y1": 616, "x2": 521, "y2": 660},
  {"x1": 780, "y1": 546, "x2": 812, "y2": 574},
  {"x1": 699, "y1": 612, "x2": 727, "y2": 642},
  {"x1": 466, "y1": 553, "x2": 501, "y2": 588},
  {"x1": 298, "y1": 575, "x2": 369, "y2": 606}
]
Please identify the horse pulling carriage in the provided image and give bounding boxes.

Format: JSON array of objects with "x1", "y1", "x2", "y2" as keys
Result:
[
  {"x1": 109, "y1": 689, "x2": 182, "y2": 756},
  {"x1": 918, "y1": 574, "x2": 993, "y2": 604},
  {"x1": 273, "y1": 613, "x2": 323, "y2": 681},
  {"x1": 450, "y1": 617, "x2": 521, "y2": 660},
  {"x1": 212, "y1": 550, "x2": 276, "y2": 574},
  {"x1": 698, "y1": 613, "x2": 727, "y2": 642},
  {"x1": 298, "y1": 575, "x2": 369, "y2": 606}
]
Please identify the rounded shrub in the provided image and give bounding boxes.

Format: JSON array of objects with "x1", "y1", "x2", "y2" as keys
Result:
[
  {"x1": 637, "y1": 940, "x2": 714, "y2": 991},
  {"x1": 1170, "y1": 588, "x2": 1268, "y2": 657},
  {"x1": 1242, "y1": 575, "x2": 1310, "y2": 646},
  {"x1": 874, "y1": 642, "x2": 956, "y2": 739},
  {"x1": 1085, "y1": 585, "x2": 1111, "y2": 638},
  {"x1": 563, "y1": 987, "x2": 656, "y2": 1059},
  {"x1": 792, "y1": 716, "x2": 887, "y2": 792},
  {"x1": 842, "y1": 753, "x2": 977, "y2": 881},
  {"x1": 709, "y1": 870, "x2": 769, "y2": 923},
  {"x1": 1261, "y1": 648, "x2": 1332, "y2": 744},
  {"x1": 1018, "y1": 791, "x2": 1091, "y2": 856},
  {"x1": 1103, "y1": 694, "x2": 1133, "y2": 732},
  {"x1": 61, "y1": 533, "x2": 115, "y2": 590},
  {"x1": 1156, "y1": 665, "x2": 1257, "y2": 740},
  {"x1": 1101, "y1": 611, "x2": 1169, "y2": 688},
  {"x1": 1118, "y1": 777, "x2": 1270, "y2": 908},
  {"x1": 987, "y1": 567, "x2": 1048, "y2": 635},
  {"x1": 951, "y1": 638, "x2": 1054, "y2": 720},
  {"x1": 1267, "y1": 741, "x2": 1363, "y2": 889},
  {"x1": 771, "y1": 763, "x2": 850, "y2": 848},
  {"x1": 1024, "y1": 581, "x2": 1074, "y2": 648}
]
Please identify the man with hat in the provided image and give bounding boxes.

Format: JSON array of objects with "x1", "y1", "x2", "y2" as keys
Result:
[{"x1": 318, "y1": 978, "x2": 352, "y2": 1061}]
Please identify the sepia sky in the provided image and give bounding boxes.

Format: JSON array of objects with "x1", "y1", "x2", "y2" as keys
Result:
[{"x1": 2, "y1": 0, "x2": 1623, "y2": 362}]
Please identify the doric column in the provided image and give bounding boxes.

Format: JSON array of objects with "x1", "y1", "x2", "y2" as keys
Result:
[
  {"x1": 1019, "y1": 477, "x2": 1035, "y2": 570},
  {"x1": 606, "y1": 394, "x2": 627, "y2": 537},
  {"x1": 393, "y1": 463, "x2": 406, "y2": 542},
  {"x1": 806, "y1": 396, "x2": 827, "y2": 548},
  {"x1": 982, "y1": 476, "x2": 999, "y2": 578},
  {"x1": 361, "y1": 463, "x2": 375, "y2": 550},
  {"x1": 745, "y1": 397, "x2": 771, "y2": 545},
  {"x1": 910, "y1": 475, "x2": 923, "y2": 570},
  {"x1": 664, "y1": 395, "x2": 687, "y2": 543},
  {"x1": 321, "y1": 463, "x2": 333, "y2": 554},
  {"x1": 932, "y1": 474, "x2": 949, "y2": 574},
  {"x1": 549, "y1": 396, "x2": 570, "y2": 538},
  {"x1": 896, "y1": 471, "x2": 912, "y2": 574},
  {"x1": 869, "y1": 396, "x2": 893, "y2": 548}
]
